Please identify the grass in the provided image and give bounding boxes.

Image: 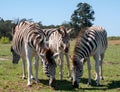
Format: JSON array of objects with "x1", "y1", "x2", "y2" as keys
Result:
[{"x1": 0, "y1": 39, "x2": 120, "y2": 92}]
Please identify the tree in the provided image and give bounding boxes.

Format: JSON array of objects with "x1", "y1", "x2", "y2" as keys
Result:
[
  {"x1": 0, "y1": 18, "x2": 13, "y2": 40},
  {"x1": 61, "y1": 21, "x2": 71, "y2": 28},
  {"x1": 70, "y1": 2, "x2": 95, "y2": 37}
]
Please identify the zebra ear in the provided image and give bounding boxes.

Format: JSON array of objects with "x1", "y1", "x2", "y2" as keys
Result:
[
  {"x1": 67, "y1": 28, "x2": 73, "y2": 34},
  {"x1": 52, "y1": 53, "x2": 59, "y2": 59},
  {"x1": 58, "y1": 28, "x2": 64, "y2": 35}
]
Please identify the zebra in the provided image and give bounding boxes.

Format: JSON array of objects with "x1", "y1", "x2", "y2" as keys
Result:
[
  {"x1": 11, "y1": 20, "x2": 58, "y2": 87},
  {"x1": 72, "y1": 26, "x2": 108, "y2": 88},
  {"x1": 43, "y1": 26, "x2": 72, "y2": 80}
]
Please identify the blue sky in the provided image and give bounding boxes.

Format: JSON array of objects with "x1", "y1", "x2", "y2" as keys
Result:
[{"x1": 0, "y1": 0, "x2": 120, "y2": 36}]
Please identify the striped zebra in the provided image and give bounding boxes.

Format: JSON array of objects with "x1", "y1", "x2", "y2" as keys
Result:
[
  {"x1": 11, "y1": 20, "x2": 58, "y2": 87},
  {"x1": 72, "y1": 26, "x2": 108, "y2": 88},
  {"x1": 43, "y1": 26, "x2": 72, "y2": 80}
]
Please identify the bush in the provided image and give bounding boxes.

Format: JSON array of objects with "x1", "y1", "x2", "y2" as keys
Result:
[
  {"x1": 0, "y1": 37, "x2": 10, "y2": 44},
  {"x1": 108, "y1": 36, "x2": 120, "y2": 40}
]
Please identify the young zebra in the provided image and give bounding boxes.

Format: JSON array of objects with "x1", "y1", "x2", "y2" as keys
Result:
[
  {"x1": 72, "y1": 26, "x2": 108, "y2": 88},
  {"x1": 11, "y1": 20, "x2": 58, "y2": 87},
  {"x1": 43, "y1": 26, "x2": 72, "y2": 80}
]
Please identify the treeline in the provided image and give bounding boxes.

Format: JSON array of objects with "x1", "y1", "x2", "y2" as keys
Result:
[
  {"x1": 108, "y1": 36, "x2": 120, "y2": 40},
  {"x1": 1, "y1": 2, "x2": 118, "y2": 43},
  {"x1": 0, "y1": 18, "x2": 72, "y2": 41},
  {"x1": 0, "y1": 18, "x2": 13, "y2": 41}
]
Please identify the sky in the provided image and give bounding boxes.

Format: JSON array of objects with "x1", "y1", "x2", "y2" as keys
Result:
[{"x1": 0, "y1": 0, "x2": 120, "y2": 36}]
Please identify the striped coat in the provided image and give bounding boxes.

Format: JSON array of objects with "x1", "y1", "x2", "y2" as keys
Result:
[
  {"x1": 43, "y1": 26, "x2": 72, "y2": 80},
  {"x1": 11, "y1": 20, "x2": 58, "y2": 87},
  {"x1": 72, "y1": 26, "x2": 108, "y2": 88}
]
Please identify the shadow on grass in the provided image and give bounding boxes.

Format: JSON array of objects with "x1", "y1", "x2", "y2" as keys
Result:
[
  {"x1": 80, "y1": 78, "x2": 120, "y2": 91},
  {"x1": 39, "y1": 79, "x2": 77, "y2": 91},
  {"x1": 39, "y1": 78, "x2": 120, "y2": 91},
  {"x1": 80, "y1": 78, "x2": 107, "y2": 91},
  {"x1": 107, "y1": 80, "x2": 120, "y2": 89}
]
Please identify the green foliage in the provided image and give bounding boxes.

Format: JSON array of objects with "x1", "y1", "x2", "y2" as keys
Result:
[
  {"x1": 0, "y1": 37, "x2": 10, "y2": 44},
  {"x1": 38, "y1": 21, "x2": 60, "y2": 29},
  {"x1": 0, "y1": 18, "x2": 13, "y2": 40},
  {"x1": 70, "y1": 2, "x2": 95, "y2": 37},
  {"x1": 108, "y1": 36, "x2": 120, "y2": 40}
]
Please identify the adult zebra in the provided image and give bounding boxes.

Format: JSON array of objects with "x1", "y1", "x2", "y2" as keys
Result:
[
  {"x1": 11, "y1": 20, "x2": 58, "y2": 87},
  {"x1": 72, "y1": 26, "x2": 108, "y2": 88},
  {"x1": 43, "y1": 26, "x2": 72, "y2": 80}
]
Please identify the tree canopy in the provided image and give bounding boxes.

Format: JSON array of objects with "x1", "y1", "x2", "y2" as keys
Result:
[{"x1": 70, "y1": 2, "x2": 95, "y2": 37}]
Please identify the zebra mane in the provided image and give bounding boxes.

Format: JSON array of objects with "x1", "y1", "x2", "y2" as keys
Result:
[
  {"x1": 75, "y1": 27, "x2": 88, "y2": 48},
  {"x1": 12, "y1": 19, "x2": 35, "y2": 35},
  {"x1": 72, "y1": 27, "x2": 88, "y2": 66},
  {"x1": 45, "y1": 49, "x2": 54, "y2": 64},
  {"x1": 58, "y1": 26, "x2": 68, "y2": 36}
]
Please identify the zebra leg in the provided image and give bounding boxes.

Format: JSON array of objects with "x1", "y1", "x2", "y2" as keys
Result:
[
  {"x1": 27, "y1": 56, "x2": 32, "y2": 86},
  {"x1": 34, "y1": 55, "x2": 40, "y2": 83},
  {"x1": 94, "y1": 54, "x2": 100, "y2": 86},
  {"x1": 25, "y1": 45, "x2": 33, "y2": 86},
  {"x1": 59, "y1": 53, "x2": 63, "y2": 80},
  {"x1": 21, "y1": 57, "x2": 26, "y2": 79},
  {"x1": 100, "y1": 53, "x2": 104, "y2": 80},
  {"x1": 86, "y1": 58, "x2": 92, "y2": 85},
  {"x1": 65, "y1": 53, "x2": 72, "y2": 79}
]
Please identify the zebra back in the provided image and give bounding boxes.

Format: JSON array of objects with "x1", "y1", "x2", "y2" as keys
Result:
[
  {"x1": 43, "y1": 26, "x2": 71, "y2": 53},
  {"x1": 12, "y1": 20, "x2": 47, "y2": 56},
  {"x1": 73, "y1": 26, "x2": 107, "y2": 62}
]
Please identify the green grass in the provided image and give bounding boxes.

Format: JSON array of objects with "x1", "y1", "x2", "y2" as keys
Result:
[{"x1": 0, "y1": 40, "x2": 120, "y2": 92}]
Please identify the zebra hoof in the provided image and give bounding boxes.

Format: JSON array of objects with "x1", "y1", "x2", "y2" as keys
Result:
[
  {"x1": 96, "y1": 83, "x2": 100, "y2": 86},
  {"x1": 100, "y1": 77, "x2": 104, "y2": 80},
  {"x1": 87, "y1": 82, "x2": 92, "y2": 86},
  {"x1": 22, "y1": 76, "x2": 27, "y2": 80},
  {"x1": 27, "y1": 84, "x2": 32, "y2": 87},
  {"x1": 49, "y1": 78, "x2": 56, "y2": 88},
  {"x1": 35, "y1": 80, "x2": 40, "y2": 83},
  {"x1": 70, "y1": 77, "x2": 73, "y2": 81},
  {"x1": 95, "y1": 81, "x2": 100, "y2": 86},
  {"x1": 72, "y1": 81, "x2": 79, "y2": 88}
]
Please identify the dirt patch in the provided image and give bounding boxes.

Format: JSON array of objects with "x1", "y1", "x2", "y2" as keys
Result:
[
  {"x1": 105, "y1": 61, "x2": 120, "y2": 65},
  {"x1": 108, "y1": 40, "x2": 120, "y2": 45},
  {"x1": 0, "y1": 58, "x2": 9, "y2": 61}
]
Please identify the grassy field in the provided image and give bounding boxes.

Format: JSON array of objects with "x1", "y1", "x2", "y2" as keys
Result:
[{"x1": 0, "y1": 40, "x2": 120, "y2": 92}]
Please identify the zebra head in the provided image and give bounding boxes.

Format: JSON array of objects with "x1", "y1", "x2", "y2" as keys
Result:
[
  {"x1": 11, "y1": 46, "x2": 20, "y2": 64},
  {"x1": 40, "y1": 49, "x2": 59, "y2": 87},
  {"x1": 72, "y1": 56, "x2": 84, "y2": 88},
  {"x1": 58, "y1": 26, "x2": 71, "y2": 53}
]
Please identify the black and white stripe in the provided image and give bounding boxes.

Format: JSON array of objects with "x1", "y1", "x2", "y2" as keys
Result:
[
  {"x1": 72, "y1": 25, "x2": 108, "y2": 88},
  {"x1": 43, "y1": 26, "x2": 72, "y2": 80},
  {"x1": 11, "y1": 20, "x2": 58, "y2": 87}
]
